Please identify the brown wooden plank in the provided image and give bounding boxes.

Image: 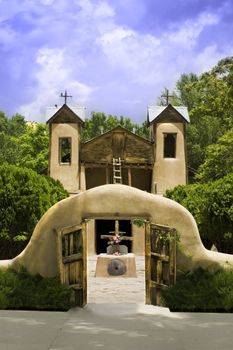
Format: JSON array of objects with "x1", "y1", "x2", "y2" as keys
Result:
[
  {"x1": 82, "y1": 220, "x2": 87, "y2": 307},
  {"x1": 150, "y1": 252, "x2": 169, "y2": 261},
  {"x1": 128, "y1": 167, "x2": 132, "y2": 186},
  {"x1": 56, "y1": 229, "x2": 64, "y2": 284},
  {"x1": 62, "y1": 253, "x2": 83, "y2": 264},
  {"x1": 150, "y1": 280, "x2": 168, "y2": 288},
  {"x1": 62, "y1": 224, "x2": 82, "y2": 235},
  {"x1": 145, "y1": 221, "x2": 151, "y2": 305}
]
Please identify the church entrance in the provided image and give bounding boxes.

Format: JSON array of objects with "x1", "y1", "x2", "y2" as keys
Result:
[{"x1": 95, "y1": 219, "x2": 132, "y2": 254}]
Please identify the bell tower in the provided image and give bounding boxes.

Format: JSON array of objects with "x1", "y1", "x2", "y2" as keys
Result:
[
  {"x1": 46, "y1": 104, "x2": 85, "y2": 194},
  {"x1": 148, "y1": 104, "x2": 189, "y2": 195}
]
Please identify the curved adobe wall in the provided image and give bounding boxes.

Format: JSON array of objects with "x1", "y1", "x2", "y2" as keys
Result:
[{"x1": 1, "y1": 184, "x2": 233, "y2": 277}]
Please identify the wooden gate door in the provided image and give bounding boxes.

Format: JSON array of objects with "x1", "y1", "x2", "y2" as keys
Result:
[
  {"x1": 56, "y1": 221, "x2": 87, "y2": 307},
  {"x1": 145, "y1": 222, "x2": 176, "y2": 305}
]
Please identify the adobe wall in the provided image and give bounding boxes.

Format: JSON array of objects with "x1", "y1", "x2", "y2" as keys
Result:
[
  {"x1": 1, "y1": 184, "x2": 233, "y2": 277},
  {"x1": 49, "y1": 123, "x2": 81, "y2": 193},
  {"x1": 152, "y1": 123, "x2": 187, "y2": 194}
]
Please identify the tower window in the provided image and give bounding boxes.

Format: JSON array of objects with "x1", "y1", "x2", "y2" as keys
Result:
[
  {"x1": 164, "y1": 133, "x2": 176, "y2": 158},
  {"x1": 59, "y1": 137, "x2": 71, "y2": 164}
]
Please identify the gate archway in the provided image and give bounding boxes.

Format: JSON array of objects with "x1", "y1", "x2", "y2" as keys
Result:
[{"x1": 2, "y1": 184, "x2": 233, "y2": 306}]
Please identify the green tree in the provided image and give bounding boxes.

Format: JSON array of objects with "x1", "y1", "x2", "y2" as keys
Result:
[
  {"x1": 0, "y1": 132, "x2": 22, "y2": 165},
  {"x1": 165, "y1": 173, "x2": 233, "y2": 253},
  {"x1": 8, "y1": 114, "x2": 27, "y2": 137},
  {"x1": 196, "y1": 128, "x2": 233, "y2": 182},
  {"x1": 0, "y1": 112, "x2": 9, "y2": 133},
  {"x1": 175, "y1": 73, "x2": 199, "y2": 109},
  {"x1": 165, "y1": 57, "x2": 233, "y2": 175},
  {"x1": 16, "y1": 123, "x2": 49, "y2": 173},
  {"x1": 81, "y1": 112, "x2": 149, "y2": 142},
  {"x1": 0, "y1": 121, "x2": 49, "y2": 174},
  {"x1": 0, "y1": 164, "x2": 68, "y2": 259}
]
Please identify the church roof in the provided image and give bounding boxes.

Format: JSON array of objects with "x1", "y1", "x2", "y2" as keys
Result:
[
  {"x1": 81, "y1": 125, "x2": 153, "y2": 164},
  {"x1": 147, "y1": 104, "x2": 190, "y2": 124},
  {"x1": 46, "y1": 104, "x2": 85, "y2": 124},
  {"x1": 83, "y1": 125, "x2": 152, "y2": 145}
]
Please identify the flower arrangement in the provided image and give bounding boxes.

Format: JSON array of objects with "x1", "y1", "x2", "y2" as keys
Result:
[{"x1": 107, "y1": 233, "x2": 123, "y2": 246}]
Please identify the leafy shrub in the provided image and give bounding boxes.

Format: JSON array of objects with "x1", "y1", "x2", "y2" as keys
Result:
[
  {"x1": 162, "y1": 268, "x2": 233, "y2": 312},
  {"x1": 165, "y1": 173, "x2": 233, "y2": 252},
  {"x1": 0, "y1": 267, "x2": 71, "y2": 311},
  {"x1": 0, "y1": 164, "x2": 69, "y2": 259}
]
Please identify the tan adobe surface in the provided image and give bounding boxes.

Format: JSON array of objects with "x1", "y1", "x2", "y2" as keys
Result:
[{"x1": 1, "y1": 184, "x2": 233, "y2": 276}]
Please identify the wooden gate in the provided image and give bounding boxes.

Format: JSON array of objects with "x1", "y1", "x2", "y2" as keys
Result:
[
  {"x1": 56, "y1": 221, "x2": 87, "y2": 307},
  {"x1": 145, "y1": 222, "x2": 176, "y2": 305}
]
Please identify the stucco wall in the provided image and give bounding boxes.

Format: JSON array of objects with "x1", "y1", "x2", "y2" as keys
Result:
[
  {"x1": 49, "y1": 123, "x2": 80, "y2": 193},
  {"x1": 152, "y1": 123, "x2": 187, "y2": 194},
  {"x1": 1, "y1": 184, "x2": 233, "y2": 276}
]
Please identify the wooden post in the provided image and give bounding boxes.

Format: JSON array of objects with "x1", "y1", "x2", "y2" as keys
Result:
[
  {"x1": 145, "y1": 221, "x2": 151, "y2": 304},
  {"x1": 128, "y1": 167, "x2": 132, "y2": 186},
  {"x1": 56, "y1": 228, "x2": 64, "y2": 284},
  {"x1": 169, "y1": 229, "x2": 176, "y2": 284},
  {"x1": 80, "y1": 164, "x2": 86, "y2": 191},
  {"x1": 82, "y1": 220, "x2": 87, "y2": 306},
  {"x1": 106, "y1": 165, "x2": 109, "y2": 184}
]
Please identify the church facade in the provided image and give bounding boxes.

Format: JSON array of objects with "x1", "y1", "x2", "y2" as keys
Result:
[{"x1": 46, "y1": 103, "x2": 189, "y2": 255}]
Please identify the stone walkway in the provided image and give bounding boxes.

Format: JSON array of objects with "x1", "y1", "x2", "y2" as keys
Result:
[{"x1": 87, "y1": 255, "x2": 145, "y2": 304}]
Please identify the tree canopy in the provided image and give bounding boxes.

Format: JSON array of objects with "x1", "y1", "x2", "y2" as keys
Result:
[
  {"x1": 164, "y1": 57, "x2": 233, "y2": 175},
  {"x1": 195, "y1": 128, "x2": 233, "y2": 183},
  {"x1": 165, "y1": 173, "x2": 233, "y2": 253},
  {"x1": 0, "y1": 113, "x2": 49, "y2": 174},
  {"x1": 0, "y1": 164, "x2": 68, "y2": 259},
  {"x1": 81, "y1": 112, "x2": 149, "y2": 142}
]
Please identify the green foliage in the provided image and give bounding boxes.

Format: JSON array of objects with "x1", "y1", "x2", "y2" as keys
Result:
[
  {"x1": 0, "y1": 267, "x2": 71, "y2": 311},
  {"x1": 0, "y1": 118, "x2": 49, "y2": 174},
  {"x1": 0, "y1": 164, "x2": 68, "y2": 259},
  {"x1": 165, "y1": 173, "x2": 233, "y2": 252},
  {"x1": 81, "y1": 111, "x2": 149, "y2": 142},
  {"x1": 196, "y1": 128, "x2": 233, "y2": 182},
  {"x1": 16, "y1": 123, "x2": 49, "y2": 173},
  {"x1": 0, "y1": 112, "x2": 26, "y2": 136},
  {"x1": 162, "y1": 268, "x2": 233, "y2": 312},
  {"x1": 165, "y1": 57, "x2": 233, "y2": 176},
  {"x1": 131, "y1": 218, "x2": 145, "y2": 228}
]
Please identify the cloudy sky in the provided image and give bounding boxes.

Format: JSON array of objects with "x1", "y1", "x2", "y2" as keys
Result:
[{"x1": 0, "y1": 0, "x2": 233, "y2": 123}]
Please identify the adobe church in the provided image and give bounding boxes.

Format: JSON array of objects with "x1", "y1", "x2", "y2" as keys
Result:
[{"x1": 46, "y1": 102, "x2": 190, "y2": 256}]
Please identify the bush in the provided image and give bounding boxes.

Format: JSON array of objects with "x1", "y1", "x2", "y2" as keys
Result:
[
  {"x1": 165, "y1": 173, "x2": 233, "y2": 252},
  {"x1": 0, "y1": 267, "x2": 71, "y2": 311},
  {"x1": 162, "y1": 268, "x2": 233, "y2": 312},
  {"x1": 0, "y1": 164, "x2": 69, "y2": 259}
]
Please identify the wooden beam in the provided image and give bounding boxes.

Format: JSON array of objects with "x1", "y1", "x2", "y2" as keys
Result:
[
  {"x1": 106, "y1": 166, "x2": 109, "y2": 184},
  {"x1": 128, "y1": 167, "x2": 132, "y2": 186},
  {"x1": 145, "y1": 221, "x2": 151, "y2": 305},
  {"x1": 82, "y1": 220, "x2": 88, "y2": 307}
]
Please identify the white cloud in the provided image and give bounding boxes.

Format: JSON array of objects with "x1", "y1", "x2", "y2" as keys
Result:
[
  {"x1": 19, "y1": 48, "x2": 95, "y2": 121},
  {"x1": 167, "y1": 12, "x2": 219, "y2": 47},
  {"x1": 11, "y1": 0, "x2": 233, "y2": 122}
]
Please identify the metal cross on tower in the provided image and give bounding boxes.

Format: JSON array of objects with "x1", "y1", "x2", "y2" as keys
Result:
[
  {"x1": 60, "y1": 90, "x2": 72, "y2": 104},
  {"x1": 161, "y1": 88, "x2": 174, "y2": 105}
]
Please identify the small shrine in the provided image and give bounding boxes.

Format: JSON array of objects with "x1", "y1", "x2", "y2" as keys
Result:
[{"x1": 95, "y1": 220, "x2": 137, "y2": 277}]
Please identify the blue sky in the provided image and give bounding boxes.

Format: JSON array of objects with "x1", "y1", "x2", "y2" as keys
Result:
[{"x1": 0, "y1": 0, "x2": 233, "y2": 123}]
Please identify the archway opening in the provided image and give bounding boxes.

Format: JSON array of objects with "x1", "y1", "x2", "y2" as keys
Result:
[{"x1": 95, "y1": 219, "x2": 132, "y2": 254}]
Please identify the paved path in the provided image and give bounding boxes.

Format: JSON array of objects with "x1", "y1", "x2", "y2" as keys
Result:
[
  {"x1": 88, "y1": 255, "x2": 145, "y2": 303},
  {"x1": 1, "y1": 305, "x2": 233, "y2": 349}
]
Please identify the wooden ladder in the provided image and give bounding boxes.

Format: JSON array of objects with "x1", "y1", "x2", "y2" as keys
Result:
[{"x1": 113, "y1": 157, "x2": 122, "y2": 184}]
